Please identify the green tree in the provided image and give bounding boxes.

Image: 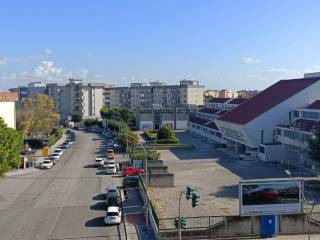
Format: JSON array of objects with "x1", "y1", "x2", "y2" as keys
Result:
[
  {"x1": 72, "y1": 113, "x2": 82, "y2": 123},
  {"x1": 100, "y1": 106, "x2": 134, "y2": 126},
  {"x1": 17, "y1": 94, "x2": 60, "y2": 138},
  {"x1": 100, "y1": 106, "x2": 112, "y2": 119},
  {"x1": 0, "y1": 117, "x2": 23, "y2": 176},
  {"x1": 309, "y1": 123, "x2": 320, "y2": 162},
  {"x1": 157, "y1": 127, "x2": 173, "y2": 140}
]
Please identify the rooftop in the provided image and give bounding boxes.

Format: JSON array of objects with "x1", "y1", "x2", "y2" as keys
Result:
[
  {"x1": 0, "y1": 92, "x2": 18, "y2": 102},
  {"x1": 306, "y1": 100, "x2": 320, "y2": 110},
  {"x1": 198, "y1": 108, "x2": 220, "y2": 115},
  {"x1": 219, "y1": 77, "x2": 320, "y2": 125}
]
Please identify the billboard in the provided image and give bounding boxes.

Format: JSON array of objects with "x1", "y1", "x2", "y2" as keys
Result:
[{"x1": 239, "y1": 179, "x2": 303, "y2": 216}]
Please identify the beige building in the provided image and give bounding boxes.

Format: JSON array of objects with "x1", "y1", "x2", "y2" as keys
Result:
[
  {"x1": 0, "y1": 92, "x2": 18, "y2": 129},
  {"x1": 110, "y1": 79, "x2": 204, "y2": 110}
]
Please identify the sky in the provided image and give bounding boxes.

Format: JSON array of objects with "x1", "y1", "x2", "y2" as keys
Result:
[{"x1": 1, "y1": 0, "x2": 320, "y2": 91}]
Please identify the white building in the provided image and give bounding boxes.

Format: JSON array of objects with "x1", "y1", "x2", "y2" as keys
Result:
[
  {"x1": 215, "y1": 77, "x2": 320, "y2": 157},
  {"x1": 0, "y1": 92, "x2": 18, "y2": 129}
]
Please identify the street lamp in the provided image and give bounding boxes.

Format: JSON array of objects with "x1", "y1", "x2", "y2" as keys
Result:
[{"x1": 285, "y1": 169, "x2": 311, "y2": 240}]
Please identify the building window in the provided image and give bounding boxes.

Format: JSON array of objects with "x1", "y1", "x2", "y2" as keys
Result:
[
  {"x1": 259, "y1": 146, "x2": 265, "y2": 154},
  {"x1": 276, "y1": 128, "x2": 282, "y2": 136},
  {"x1": 293, "y1": 111, "x2": 299, "y2": 118},
  {"x1": 302, "y1": 111, "x2": 319, "y2": 120}
]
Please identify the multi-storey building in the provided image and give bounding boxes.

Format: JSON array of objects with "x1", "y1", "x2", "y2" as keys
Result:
[
  {"x1": 27, "y1": 82, "x2": 47, "y2": 96},
  {"x1": 0, "y1": 92, "x2": 18, "y2": 129},
  {"x1": 110, "y1": 79, "x2": 204, "y2": 110},
  {"x1": 9, "y1": 86, "x2": 29, "y2": 100}
]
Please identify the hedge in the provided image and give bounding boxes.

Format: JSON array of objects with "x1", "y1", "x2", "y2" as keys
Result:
[
  {"x1": 24, "y1": 127, "x2": 62, "y2": 148},
  {"x1": 143, "y1": 131, "x2": 157, "y2": 141}
]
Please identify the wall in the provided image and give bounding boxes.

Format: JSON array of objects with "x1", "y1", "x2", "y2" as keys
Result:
[
  {"x1": 149, "y1": 166, "x2": 168, "y2": 174},
  {"x1": 259, "y1": 144, "x2": 282, "y2": 162},
  {"x1": 176, "y1": 120, "x2": 188, "y2": 129},
  {"x1": 149, "y1": 173, "x2": 174, "y2": 187},
  {"x1": 0, "y1": 101, "x2": 16, "y2": 129}
]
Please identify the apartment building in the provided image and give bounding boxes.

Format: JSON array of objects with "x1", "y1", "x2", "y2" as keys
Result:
[
  {"x1": 0, "y1": 92, "x2": 18, "y2": 129},
  {"x1": 110, "y1": 80, "x2": 205, "y2": 110},
  {"x1": 27, "y1": 82, "x2": 47, "y2": 96},
  {"x1": 46, "y1": 79, "x2": 109, "y2": 120},
  {"x1": 9, "y1": 86, "x2": 29, "y2": 100}
]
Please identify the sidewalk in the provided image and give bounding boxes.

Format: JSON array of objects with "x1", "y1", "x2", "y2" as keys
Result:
[
  {"x1": 5, "y1": 133, "x2": 66, "y2": 177},
  {"x1": 122, "y1": 188, "x2": 156, "y2": 240}
]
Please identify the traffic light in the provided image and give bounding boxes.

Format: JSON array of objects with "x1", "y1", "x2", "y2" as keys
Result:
[
  {"x1": 192, "y1": 192, "x2": 200, "y2": 208},
  {"x1": 180, "y1": 216, "x2": 187, "y2": 229},
  {"x1": 174, "y1": 217, "x2": 179, "y2": 228},
  {"x1": 186, "y1": 186, "x2": 195, "y2": 200}
]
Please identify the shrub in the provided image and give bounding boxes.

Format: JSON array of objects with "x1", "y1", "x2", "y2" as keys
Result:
[{"x1": 143, "y1": 131, "x2": 157, "y2": 141}]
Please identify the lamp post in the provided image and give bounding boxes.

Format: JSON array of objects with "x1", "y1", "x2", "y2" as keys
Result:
[{"x1": 285, "y1": 169, "x2": 311, "y2": 240}]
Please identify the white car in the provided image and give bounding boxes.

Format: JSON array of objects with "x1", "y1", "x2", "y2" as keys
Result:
[
  {"x1": 104, "y1": 207, "x2": 121, "y2": 225},
  {"x1": 51, "y1": 152, "x2": 60, "y2": 161},
  {"x1": 53, "y1": 148, "x2": 63, "y2": 156},
  {"x1": 107, "y1": 160, "x2": 115, "y2": 165},
  {"x1": 95, "y1": 158, "x2": 104, "y2": 167},
  {"x1": 41, "y1": 159, "x2": 53, "y2": 169},
  {"x1": 106, "y1": 164, "x2": 117, "y2": 174}
]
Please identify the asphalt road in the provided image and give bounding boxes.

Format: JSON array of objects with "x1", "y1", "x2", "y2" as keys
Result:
[{"x1": 0, "y1": 130, "x2": 127, "y2": 240}]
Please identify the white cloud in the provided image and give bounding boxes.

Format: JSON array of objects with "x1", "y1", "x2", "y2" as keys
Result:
[
  {"x1": 32, "y1": 60, "x2": 63, "y2": 79},
  {"x1": 241, "y1": 57, "x2": 260, "y2": 64},
  {"x1": 87, "y1": 51, "x2": 93, "y2": 57},
  {"x1": 0, "y1": 57, "x2": 8, "y2": 65}
]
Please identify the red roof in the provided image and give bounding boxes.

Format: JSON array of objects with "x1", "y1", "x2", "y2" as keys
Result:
[
  {"x1": 208, "y1": 98, "x2": 230, "y2": 103},
  {"x1": 294, "y1": 119, "x2": 318, "y2": 132},
  {"x1": 0, "y1": 92, "x2": 18, "y2": 102},
  {"x1": 198, "y1": 108, "x2": 220, "y2": 114},
  {"x1": 228, "y1": 98, "x2": 248, "y2": 105},
  {"x1": 207, "y1": 121, "x2": 218, "y2": 130},
  {"x1": 190, "y1": 117, "x2": 209, "y2": 125},
  {"x1": 219, "y1": 77, "x2": 320, "y2": 125},
  {"x1": 306, "y1": 100, "x2": 320, "y2": 110}
]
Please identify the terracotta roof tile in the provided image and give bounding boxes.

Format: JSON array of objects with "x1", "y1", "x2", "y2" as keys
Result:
[
  {"x1": 306, "y1": 100, "x2": 320, "y2": 110},
  {"x1": 0, "y1": 92, "x2": 18, "y2": 102},
  {"x1": 219, "y1": 77, "x2": 320, "y2": 125}
]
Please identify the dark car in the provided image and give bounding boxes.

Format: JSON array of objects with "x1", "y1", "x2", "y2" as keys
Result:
[
  {"x1": 123, "y1": 176, "x2": 139, "y2": 188},
  {"x1": 106, "y1": 192, "x2": 121, "y2": 207}
]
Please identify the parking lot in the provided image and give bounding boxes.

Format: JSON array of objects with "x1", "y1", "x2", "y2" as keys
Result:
[{"x1": 151, "y1": 131, "x2": 320, "y2": 218}]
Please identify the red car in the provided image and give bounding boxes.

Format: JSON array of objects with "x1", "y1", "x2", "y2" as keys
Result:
[{"x1": 122, "y1": 166, "x2": 144, "y2": 176}]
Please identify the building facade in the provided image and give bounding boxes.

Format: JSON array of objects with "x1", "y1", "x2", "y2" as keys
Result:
[
  {"x1": 0, "y1": 92, "x2": 18, "y2": 129},
  {"x1": 110, "y1": 80, "x2": 205, "y2": 110}
]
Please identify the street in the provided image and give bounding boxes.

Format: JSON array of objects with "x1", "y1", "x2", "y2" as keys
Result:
[{"x1": 0, "y1": 130, "x2": 150, "y2": 240}]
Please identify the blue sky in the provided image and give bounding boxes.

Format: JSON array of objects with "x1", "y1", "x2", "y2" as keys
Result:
[{"x1": 1, "y1": 0, "x2": 320, "y2": 91}]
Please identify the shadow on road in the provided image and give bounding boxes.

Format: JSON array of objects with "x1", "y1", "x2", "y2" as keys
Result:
[
  {"x1": 210, "y1": 184, "x2": 239, "y2": 198},
  {"x1": 96, "y1": 171, "x2": 106, "y2": 175},
  {"x1": 90, "y1": 201, "x2": 106, "y2": 211},
  {"x1": 92, "y1": 193, "x2": 106, "y2": 201},
  {"x1": 85, "y1": 217, "x2": 106, "y2": 227},
  {"x1": 83, "y1": 164, "x2": 96, "y2": 169}
]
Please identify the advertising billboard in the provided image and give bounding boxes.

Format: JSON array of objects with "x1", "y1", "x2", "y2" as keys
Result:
[{"x1": 239, "y1": 179, "x2": 303, "y2": 216}]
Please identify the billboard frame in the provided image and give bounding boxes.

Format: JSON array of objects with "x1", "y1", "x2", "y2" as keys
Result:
[{"x1": 239, "y1": 178, "x2": 304, "y2": 216}]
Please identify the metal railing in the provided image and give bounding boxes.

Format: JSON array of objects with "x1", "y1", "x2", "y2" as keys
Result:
[{"x1": 158, "y1": 215, "x2": 225, "y2": 231}]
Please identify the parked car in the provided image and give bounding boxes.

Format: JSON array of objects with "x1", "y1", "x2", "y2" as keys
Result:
[
  {"x1": 95, "y1": 158, "x2": 105, "y2": 167},
  {"x1": 106, "y1": 149, "x2": 114, "y2": 158},
  {"x1": 106, "y1": 185, "x2": 119, "y2": 198},
  {"x1": 123, "y1": 176, "x2": 139, "y2": 188},
  {"x1": 106, "y1": 163, "x2": 117, "y2": 174},
  {"x1": 51, "y1": 152, "x2": 60, "y2": 161},
  {"x1": 122, "y1": 166, "x2": 144, "y2": 176},
  {"x1": 41, "y1": 159, "x2": 53, "y2": 169},
  {"x1": 106, "y1": 192, "x2": 121, "y2": 207},
  {"x1": 47, "y1": 156, "x2": 56, "y2": 165},
  {"x1": 60, "y1": 143, "x2": 69, "y2": 149},
  {"x1": 104, "y1": 207, "x2": 121, "y2": 225},
  {"x1": 53, "y1": 148, "x2": 64, "y2": 156},
  {"x1": 107, "y1": 159, "x2": 115, "y2": 165}
]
